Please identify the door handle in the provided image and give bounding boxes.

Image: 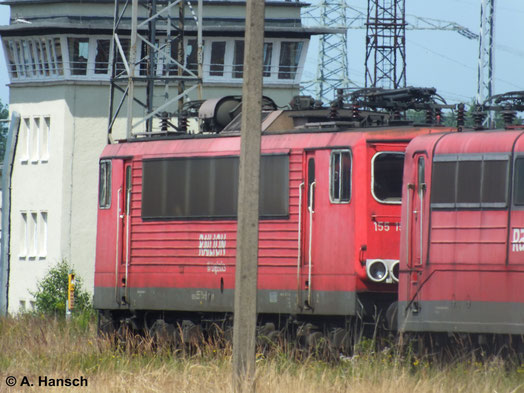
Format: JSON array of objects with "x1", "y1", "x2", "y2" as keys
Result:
[{"x1": 308, "y1": 181, "x2": 316, "y2": 213}]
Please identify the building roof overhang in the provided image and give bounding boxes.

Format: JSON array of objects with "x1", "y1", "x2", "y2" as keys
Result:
[
  {"x1": 0, "y1": 0, "x2": 344, "y2": 38},
  {"x1": 1, "y1": 0, "x2": 310, "y2": 7},
  {"x1": 0, "y1": 21, "x2": 343, "y2": 38}
]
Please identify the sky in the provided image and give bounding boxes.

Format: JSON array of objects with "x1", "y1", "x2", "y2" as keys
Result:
[
  {"x1": 0, "y1": 1, "x2": 524, "y2": 106},
  {"x1": 303, "y1": 0, "x2": 524, "y2": 105},
  {"x1": 0, "y1": 5, "x2": 8, "y2": 105}
]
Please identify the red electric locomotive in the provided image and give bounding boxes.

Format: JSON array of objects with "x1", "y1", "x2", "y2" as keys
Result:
[
  {"x1": 398, "y1": 93, "x2": 524, "y2": 337},
  {"x1": 94, "y1": 88, "x2": 457, "y2": 340}
]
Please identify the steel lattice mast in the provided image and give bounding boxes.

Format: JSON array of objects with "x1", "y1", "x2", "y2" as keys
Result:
[
  {"x1": 365, "y1": 0, "x2": 406, "y2": 89},
  {"x1": 107, "y1": 0, "x2": 203, "y2": 141},
  {"x1": 301, "y1": 0, "x2": 353, "y2": 103},
  {"x1": 316, "y1": 1, "x2": 351, "y2": 101},
  {"x1": 477, "y1": 0, "x2": 495, "y2": 127}
]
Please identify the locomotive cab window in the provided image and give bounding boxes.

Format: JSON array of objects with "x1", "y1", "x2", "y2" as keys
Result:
[
  {"x1": 330, "y1": 150, "x2": 351, "y2": 203},
  {"x1": 98, "y1": 160, "x2": 111, "y2": 209},
  {"x1": 124, "y1": 165, "x2": 132, "y2": 214},
  {"x1": 372, "y1": 152, "x2": 404, "y2": 204},
  {"x1": 417, "y1": 157, "x2": 425, "y2": 187},
  {"x1": 307, "y1": 158, "x2": 315, "y2": 211}
]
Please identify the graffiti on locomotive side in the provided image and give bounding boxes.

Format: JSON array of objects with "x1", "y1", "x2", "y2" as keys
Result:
[
  {"x1": 199, "y1": 233, "x2": 227, "y2": 256},
  {"x1": 191, "y1": 290, "x2": 215, "y2": 302},
  {"x1": 512, "y1": 228, "x2": 524, "y2": 252},
  {"x1": 207, "y1": 261, "x2": 226, "y2": 274}
]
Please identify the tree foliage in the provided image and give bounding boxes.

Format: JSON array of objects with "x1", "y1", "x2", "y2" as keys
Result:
[
  {"x1": 31, "y1": 260, "x2": 92, "y2": 317},
  {"x1": 405, "y1": 103, "x2": 523, "y2": 129},
  {"x1": 0, "y1": 100, "x2": 8, "y2": 161}
]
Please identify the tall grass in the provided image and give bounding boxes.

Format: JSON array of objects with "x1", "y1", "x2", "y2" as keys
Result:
[{"x1": 0, "y1": 315, "x2": 523, "y2": 392}]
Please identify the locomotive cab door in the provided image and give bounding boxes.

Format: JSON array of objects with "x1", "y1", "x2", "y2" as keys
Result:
[
  {"x1": 115, "y1": 161, "x2": 133, "y2": 307},
  {"x1": 409, "y1": 154, "x2": 428, "y2": 268},
  {"x1": 509, "y1": 156, "x2": 524, "y2": 264},
  {"x1": 299, "y1": 149, "x2": 354, "y2": 312},
  {"x1": 406, "y1": 153, "x2": 428, "y2": 299},
  {"x1": 301, "y1": 152, "x2": 317, "y2": 309}
]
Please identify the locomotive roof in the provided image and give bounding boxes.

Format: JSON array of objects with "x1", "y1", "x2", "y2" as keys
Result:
[
  {"x1": 406, "y1": 129, "x2": 524, "y2": 157},
  {"x1": 102, "y1": 125, "x2": 456, "y2": 159}
]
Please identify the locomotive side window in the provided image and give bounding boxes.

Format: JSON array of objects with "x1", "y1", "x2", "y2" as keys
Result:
[
  {"x1": 431, "y1": 155, "x2": 508, "y2": 209},
  {"x1": 514, "y1": 158, "x2": 524, "y2": 205},
  {"x1": 259, "y1": 155, "x2": 289, "y2": 217},
  {"x1": 98, "y1": 160, "x2": 111, "y2": 209},
  {"x1": 482, "y1": 160, "x2": 508, "y2": 205},
  {"x1": 371, "y1": 152, "x2": 404, "y2": 204},
  {"x1": 143, "y1": 156, "x2": 238, "y2": 219},
  {"x1": 457, "y1": 160, "x2": 481, "y2": 205},
  {"x1": 431, "y1": 160, "x2": 456, "y2": 206},
  {"x1": 330, "y1": 150, "x2": 351, "y2": 203},
  {"x1": 142, "y1": 155, "x2": 289, "y2": 219}
]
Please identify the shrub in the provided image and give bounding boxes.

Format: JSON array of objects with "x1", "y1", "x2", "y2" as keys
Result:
[{"x1": 31, "y1": 260, "x2": 92, "y2": 317}]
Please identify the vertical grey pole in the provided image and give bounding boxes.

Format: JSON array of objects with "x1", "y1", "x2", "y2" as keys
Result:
[
  {"x1": 232, "y1": 0, "x2": 265, "y2": 392},
  {"x1": 126, "y1": 0, "x2": 138, "y2": 139},
  {"x1": 0, "y1": 112, "x2": 21, "y2": 315},
  {"x1": 197, "y1": 0, "x2": 204, "y2": 101}
]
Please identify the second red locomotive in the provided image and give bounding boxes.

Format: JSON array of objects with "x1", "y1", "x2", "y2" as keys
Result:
[{"x1": 398, "y1": 127, "x2": 524, "y2": 335}]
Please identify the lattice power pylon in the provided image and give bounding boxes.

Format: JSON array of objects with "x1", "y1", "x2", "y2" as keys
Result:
[
  {"x1": 107, "y1": 0, "x2": 203, "y2": 141},
  {"x1": 365, "y1": 0, "x2": 406, "y2": 89},
  {"x1": 301, "y1": 1, "x2": 353, "y2": 103},
  {"x1": 316, "y1": 1, "x2": 352, "y2": 101},
  {"x1": 302, "y1": 1, "x2": 477, "y2": 102},
  {"x1": 477, "y1": 0, "x2": 495, "y2": 127}
]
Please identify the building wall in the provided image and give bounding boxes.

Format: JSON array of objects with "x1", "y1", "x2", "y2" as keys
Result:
[
  {"x1": 8, "y1": 84, "x2": 124, "y2": 313},
  {"x1": 66, "y1": 85, "x2": 114, "y2": 295},
  {"x1": 8, "y1": 87, "x2": 69, "y2": 313}
]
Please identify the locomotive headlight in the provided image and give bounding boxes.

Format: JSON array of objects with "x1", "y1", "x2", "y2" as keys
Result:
[
  {"x1": 367, "y1": 259, "x2": 388, "y2": 283},
  {"x1": 390, "y1": 261, "x2": 400, "y2": 283}
]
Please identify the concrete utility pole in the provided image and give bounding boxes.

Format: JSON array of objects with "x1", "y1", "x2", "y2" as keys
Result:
[{"x1": 232, "y1": 0, "x2": 265, "y2": 391}]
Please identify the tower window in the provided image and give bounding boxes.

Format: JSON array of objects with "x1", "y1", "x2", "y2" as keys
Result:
[
  {"x1": 68, "y1": 38, "x2": 89, "y2": 75},
  {"x1": 210, "y1": 41, "x2": 226, "y2": 76},
  {"x1": 95, "y1": 40, "x2": 111, "y2": 74},
  {"x1": 278, "y1": 41, "x2": 303, "y2": 80}
]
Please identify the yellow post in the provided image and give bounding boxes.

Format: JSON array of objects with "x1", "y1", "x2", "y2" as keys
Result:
[{"x1": 68, "y1": 273, "x2": 75, "y2": 311}]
